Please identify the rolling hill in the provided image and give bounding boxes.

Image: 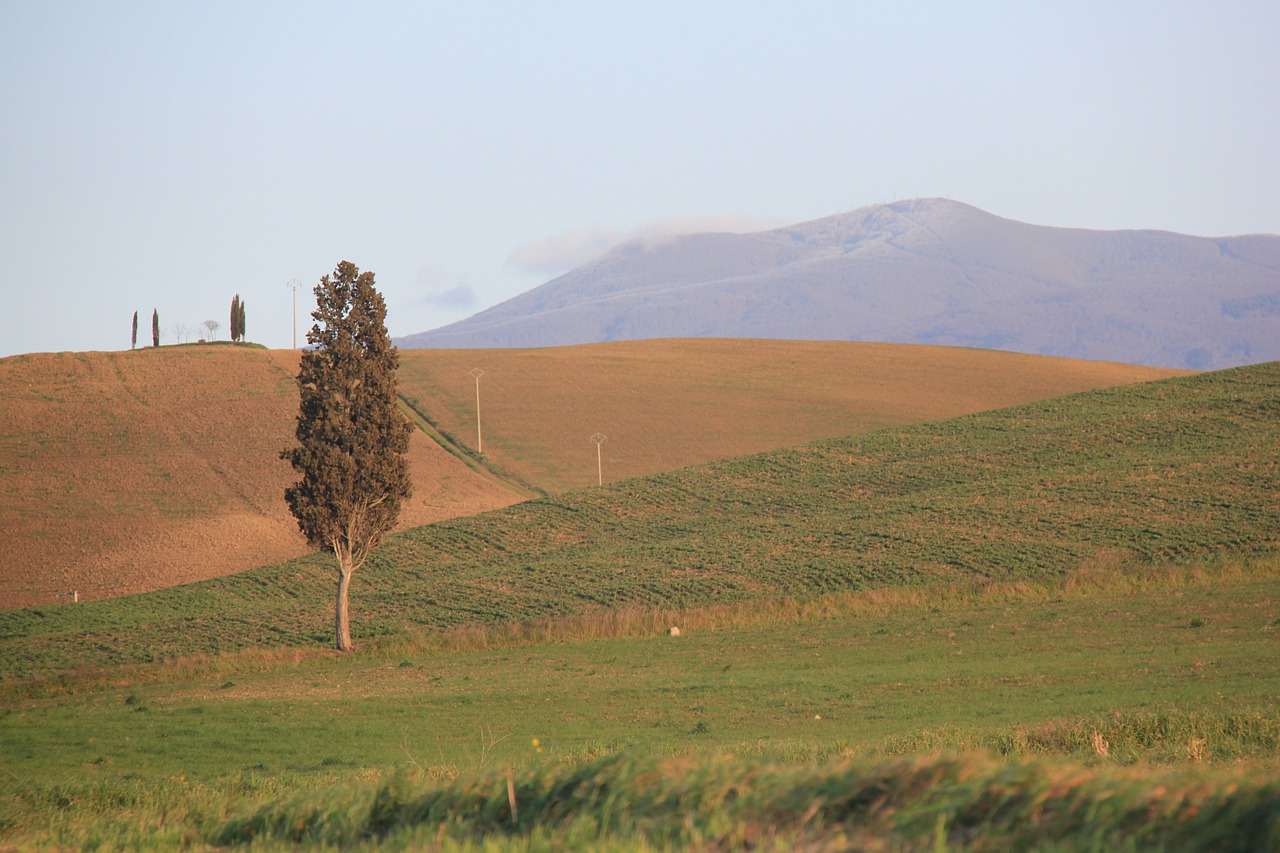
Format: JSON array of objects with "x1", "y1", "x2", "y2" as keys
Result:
[
  {"x1": 2, "y1": 341, "x2": 1178, "y2": 608},
  {"x1": 398, "y1": 339, "x2": 1184, "y2": 493},
  {"x1": 399, "y1": 198, "x2": 1280, "y2": 370},
  {"x1": 0, "y1": 345, "x2": 521, "y2": 609},
  {"x1": 3, "y1": 360, "x2": 1274, "y2": 682}
]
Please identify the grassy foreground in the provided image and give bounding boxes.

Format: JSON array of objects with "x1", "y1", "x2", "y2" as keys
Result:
[
  {"x1": 2, "y1": 557, "x2": 1278, "y2": 849},
  {"x1": 14, "y1": 753, "x2": 1274, "y2": 851}
]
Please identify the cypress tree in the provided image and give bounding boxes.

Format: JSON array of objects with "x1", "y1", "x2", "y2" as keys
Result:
[
  {"x1": 152, "y1": 309, "x2": 160, "y2": 347},
  {"x1": 131, "y1": 311, "x2": 138, "y2": 349},
  {"x1": 230, "y1": 295, "x2": 240, "y2": 342},
  {"x1": 239, "y1": 298, "x2": 247, "y2": 342},
  {"x1": 280, "y1": 261, "x2": 412, "y2": 651}
]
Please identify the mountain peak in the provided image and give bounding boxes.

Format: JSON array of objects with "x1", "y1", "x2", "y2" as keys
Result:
[{"x1": 397, "y1": 200, "x2": 1280, "y2": 370}]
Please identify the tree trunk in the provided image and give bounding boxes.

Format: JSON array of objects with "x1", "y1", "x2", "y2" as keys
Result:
[{"x1": 335, "y1": 561, "x2": 353, "y2": 651}]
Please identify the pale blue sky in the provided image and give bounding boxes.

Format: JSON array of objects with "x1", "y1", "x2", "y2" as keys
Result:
[{"x1": 3, "y1": 1, "x2": 1277, "y2": 357}]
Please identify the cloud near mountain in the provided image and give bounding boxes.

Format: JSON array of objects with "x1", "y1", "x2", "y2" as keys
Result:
[
  {"x1": 508, "y1": 214, "x2": 784, "y2": 275},
  {"x1": 403, "y1": 198, "x2": 1280, "y2": 370},
  {"x1": 412, "y1": 264, "x2": 479, "y2": 310}
]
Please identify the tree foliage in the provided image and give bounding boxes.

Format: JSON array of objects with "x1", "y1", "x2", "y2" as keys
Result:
[
  {"x1": 131, "y1": 311, "x2": 138, "y2": 350},
  {"x1": 152, "y1": 309, "x2": 160, "y2": 347},
  {"x1": 230, "y1": 294, "x2": 247, "y2": 342},
  {"x1": 281, "y1": 261, "x2": 412, "y2": 650}
]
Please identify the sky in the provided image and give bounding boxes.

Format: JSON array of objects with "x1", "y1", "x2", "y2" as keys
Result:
[{"x1": 3, "y1": 1, "x2": 1278, "y2": 357}]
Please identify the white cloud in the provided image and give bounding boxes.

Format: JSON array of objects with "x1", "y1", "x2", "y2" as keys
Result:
[
  {"x1": 507, "y1": 225, "x2": 626, "y2": 275},
  {"x1": 413, "y1": 265, "x2": 479, "y2": 309},
  {"x1": 633, "y1": 213, "x2": 783, "y2": 242},
  {"x1": 508, "y1": 213, "x2": 783, "y2": 275},
  {"x1": 425, "y1": 281, "x2": 477, "y2": 308}
]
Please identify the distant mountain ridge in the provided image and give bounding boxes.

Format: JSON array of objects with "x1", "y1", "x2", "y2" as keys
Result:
[{"x1": 398, "y1": 198, "x2": 1280, "y2": 369}]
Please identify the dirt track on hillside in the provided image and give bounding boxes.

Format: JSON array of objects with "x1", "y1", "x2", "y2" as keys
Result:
[{"x1": 1, "y1": 346, "x2": 521, "y2": 609}]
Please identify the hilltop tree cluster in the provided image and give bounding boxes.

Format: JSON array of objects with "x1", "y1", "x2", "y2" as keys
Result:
[
  {"x1": 131, "y1": 296, "x2": 248, "y2": 349},
  {"x1": 230, "y1": 294, "x2": 247, "y2": 342}
]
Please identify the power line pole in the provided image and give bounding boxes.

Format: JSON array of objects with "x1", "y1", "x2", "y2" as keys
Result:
[
  {"x1": 590, "y1": 432, "x2": 607, "y2": 486},
  {"x1": 287, "y1": 278, "x2": 302, "y2": 349},
  {"x1": 469, "y1": 368, "x2": 485, "y2": 453}
]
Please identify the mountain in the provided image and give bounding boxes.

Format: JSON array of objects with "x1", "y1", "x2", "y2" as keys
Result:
[{"x1": 397, "y1": 199, "x2": 1280, "y2": 369}]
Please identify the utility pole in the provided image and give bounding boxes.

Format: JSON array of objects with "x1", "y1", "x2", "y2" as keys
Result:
[
  {"x1": 590, "y1": 432, "x2": 607, "y2": 486},
  {"x1": 469, "y1": 368, "x2": 485, "y2": 453},
  {"x1": 287, "y1": 278, "x2": 302, "y2": 349}
]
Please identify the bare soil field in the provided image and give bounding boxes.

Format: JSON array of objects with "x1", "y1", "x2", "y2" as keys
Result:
[
  {"x1": 399, "y1": 339, "x2": 1188, "y2": 493},
  {"x1": 0, "y1": 345, "x2": 521, "y2": 609}
]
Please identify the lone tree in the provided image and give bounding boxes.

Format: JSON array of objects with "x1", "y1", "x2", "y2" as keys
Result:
[
  {"x1": 281, "y1": 261, "x2": 412, "y2": 651},
  {"x1": 152, "y1": 309, "x2": 160, "y2": 347},
  {"x1": 131, "y1": 311, "x2": 138, "y2": 349}
]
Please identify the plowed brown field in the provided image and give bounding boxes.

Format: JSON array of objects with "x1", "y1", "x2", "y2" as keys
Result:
[
  {"x1": 4, "y1": 340, "x2": 1186, "y2": 609},
  {"x1": 1, "y1": 346, "x2": 521, "y2": 609},
  {"x1": 399, "y1": 339, "x2": 1189, "y2": 493}
]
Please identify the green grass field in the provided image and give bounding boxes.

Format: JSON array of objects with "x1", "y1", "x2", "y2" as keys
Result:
[
  {"x1": 3, "y1": 560, "x2": 1278, "y2": 849},
  {"x1": 2, "y1": 361, "x2": 1277, "y2": 849}
]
